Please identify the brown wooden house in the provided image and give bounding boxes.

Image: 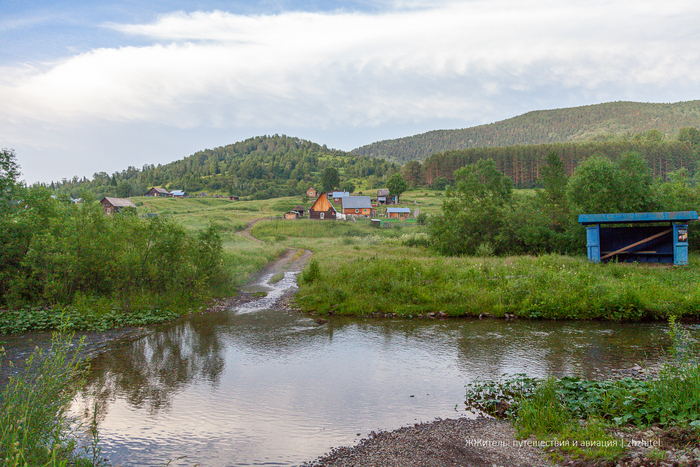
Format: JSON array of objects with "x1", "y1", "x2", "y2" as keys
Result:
[
  {"x1": 100, "y1": 197, "x2": 136, "y2": 215},
  {"x1": 145, "y1": 187, "x2": 169, "y2": 197},
  {"x1": 387, "y1": 207, "x2": 411, "y2": 219},
  {"x1": 309, "y1": 193, "x2": 337, "y2": 220},
  {"x1": 377, "y1": 188, "x2": 398, "y2": 205},
  {"x1": 306, "y1": 187, "x2": 317, "y2": 198},
  {"x1": 342, "y1": 196, "x2": 373, "y2": 217}
]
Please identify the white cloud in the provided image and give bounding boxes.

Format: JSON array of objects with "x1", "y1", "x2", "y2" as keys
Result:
[{"x1": 2, "y1": 0, "x2": 700, "y2": 182}]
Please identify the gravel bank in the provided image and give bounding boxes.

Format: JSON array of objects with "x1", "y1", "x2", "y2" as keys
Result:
[{"x1": 303, "y1": 417, "x2": 554, "y2": 467}]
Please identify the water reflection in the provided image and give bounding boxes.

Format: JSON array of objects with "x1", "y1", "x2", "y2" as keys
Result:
[{"x1": 72, "y1": 303, "x2": 684, "y2": 466}]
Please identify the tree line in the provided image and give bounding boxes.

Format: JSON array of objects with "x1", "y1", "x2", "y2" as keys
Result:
[
  {"x1": 428, "y1": 150, "x2": 700, "y2": 257},
  {"x1": 353, "y1": 101, "x2": 700, "y2": 163},
  {"x1": 46, "y1": 135, "x2": 399, "y2": 200},
  {"x1": 400, "y1": 129, "x2": 700, "y2": 190}
]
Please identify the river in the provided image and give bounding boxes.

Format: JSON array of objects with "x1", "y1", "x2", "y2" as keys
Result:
[{"x1": 66, "y1": 270, "x2": 688, "y2": 466}]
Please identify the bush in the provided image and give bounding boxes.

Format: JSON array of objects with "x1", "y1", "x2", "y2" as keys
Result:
[{"x1": 0, "y1": 333, "x2": 103, "y2": 466}]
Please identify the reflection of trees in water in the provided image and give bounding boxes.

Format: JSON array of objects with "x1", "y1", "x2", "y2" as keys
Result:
[
  {"x1": 452, "y1": 320, "x2": 672, "y2": 381},
  {"x1": 75, "y1": 312, "x2": 231, "y2": 422},
  {"x1": 73, "y1": 308, "x2": 682, "y2": 425}
]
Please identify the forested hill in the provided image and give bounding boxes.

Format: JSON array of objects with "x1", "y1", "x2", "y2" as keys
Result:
[
  {"x1": 352, "y1": 101, "x2": 700, "y2": 163},
  {"x1": 50, "y1": 135, "x2": 398, "y2": 200}
]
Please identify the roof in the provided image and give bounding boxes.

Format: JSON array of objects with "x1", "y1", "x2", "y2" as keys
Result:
[
  {"x1": 149, "y1": 187, "x2": 169, "y2": 195},
  {"x1": 293, "y1": 204, "x2": 305, "y2": 211},
  {"x1": 310, "y1": 192, "x2": 338, "y2": 213},
  {"x1": 342, "y1": 196, "x2": 372, "y2": 209},
  {"x1": 332, "y1": 191, "x2": 350, "y2": 198},
  {"x1": 377, "y1": 188, "x2": 390, "y2": 197},
  {"x1": 578, "y1": 211, "x2": 699, "y2": 225},
  {"x1": 170, "y1": 190, "x2": 186, "y2": 196},
  {"x1": 387, "y1": 207, "x2": 411, "y2": 213},
  {"x1": 101, "y1": 197, "x2": 136, "y2": 208}
]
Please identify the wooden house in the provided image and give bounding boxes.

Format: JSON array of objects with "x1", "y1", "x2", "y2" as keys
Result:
[
  {"x1": 309, "y1": 193, "x2": 337, "y2": 220},
  {"x1": 285, "y1": 205, "x2": 306, "y2": 220},
  {"x1": 377, "y1": 188, "x2": 397, "y2": 205},
  {"x1": 229, "y1": 196, "x2": 240, "y2": 201},
  {"x1": 342, "y1": 196, "x2": 373, "y2": 217},
  {"x1": 332, "y1": 191, "x2": 350, "y2": 203},
  {"x1": 145, "y1": 187, "x2": 169, "y2": 197},
  {"x1": 100, "y1": 197, "x2": 136, "y2": 215},
  {"x1": 306, "y1": 187, "x2": 317, "y2": 198},
  {"x1": 170, "y1": 190, "x2": 187, "y2": 198},
  {"x1": 387, "y1": 207, "x2": 411, "y2": 219}
]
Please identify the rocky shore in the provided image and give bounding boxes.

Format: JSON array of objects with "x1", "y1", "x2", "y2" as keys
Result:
[{"x1": 302, "y1": 416, "x2": 700, "y2": 467}]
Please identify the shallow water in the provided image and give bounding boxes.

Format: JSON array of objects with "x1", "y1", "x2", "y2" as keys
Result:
[{"x1": 68, "y1": 272, "x2": 686, "y2": 466}]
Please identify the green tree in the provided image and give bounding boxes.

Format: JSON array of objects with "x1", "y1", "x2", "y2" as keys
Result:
[
  {"x1": 402, "y1": 160, "x2": 424, "y2": 187},
  {"x1": 429, "y1": 159, "x2": 512, "y2": 256},
  {"x1": 678, "y1": 127, "x2": 700, "y2": 147},
  {"x1": 321, "y1": 167, "x2": 340, "y2": 193},
  {"x1": 539, "y1": 151, "x2": 567, "y2": 204},
  {"x1": 341, "y1": 180, "x2": 356, "y2": 194},
  {"x1": 566, "y1": 153, "x2": 656, "y2": 214},
  {"x1": 646, "y1": 129, "x2": 663, "y2": 142},
  {"x1": 386, "y1": 173, "x2": 408, "y2": 203},
  {"x1": 0, "y1": 148, "x2": 21, "y2": 212}
]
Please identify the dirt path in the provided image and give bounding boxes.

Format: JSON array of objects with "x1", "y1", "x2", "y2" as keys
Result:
[{"x1": 238, "y1": 218, "x2": 265, "y2": 243}]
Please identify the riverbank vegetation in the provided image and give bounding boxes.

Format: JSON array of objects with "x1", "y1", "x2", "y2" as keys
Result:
[
  {"x1": 0, "y1": 153, "x2": 235, "y2": 333},
  {"x1": 1, "y1": 333, "x2": 103, "y2": 466},
  {"x1": 248, "y1": 218, "x2": 700, "y2": 320},
  {"x1": 464, "y1": 317, "x2": 700, "y2": 464}
]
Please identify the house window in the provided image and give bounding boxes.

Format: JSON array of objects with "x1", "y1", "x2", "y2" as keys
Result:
[
  {"x1": 320, "y1": 212, "x2": 324, "y2": 219},
  {"x1": 355, "y1": 209, "x2": 359, "y2": 213}
]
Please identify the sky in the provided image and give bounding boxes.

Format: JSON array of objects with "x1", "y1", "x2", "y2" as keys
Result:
[{"x1": 2, "y1": 0, "x2": 700, "y2": 184}]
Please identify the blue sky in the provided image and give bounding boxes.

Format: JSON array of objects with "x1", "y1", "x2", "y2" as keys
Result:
[{"x1": 2, "y1": 0, "x2": 700, "y2": 184}]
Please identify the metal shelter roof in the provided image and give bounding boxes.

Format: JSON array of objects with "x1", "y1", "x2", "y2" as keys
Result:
[{"x1": 578, "y1": 211, "x2": 698, "y2": 225}]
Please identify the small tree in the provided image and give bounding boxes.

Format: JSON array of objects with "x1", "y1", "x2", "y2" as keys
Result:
[
  {"x1": 341, "y1": 180, "x2": 355, "y2": 194},
  {"x1": 321, "y1": 168, "x2": 340, "y2": 193},
  {"x1": 429, "y1": 159, "x2": 513, "y2": 256},
  {"x1": 0, "y1": 148, "x2": 21, "y2": 211},
  {"x1": 386, "y1": 173, "x2": 408, "y2": 203}
]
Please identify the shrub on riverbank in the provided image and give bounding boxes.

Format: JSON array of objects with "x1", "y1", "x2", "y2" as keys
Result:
[
  {"x1": 1, "y1": 333, "x2": 103, "y2": 466},
  {"x1": 0, "y1": 188, "x2": 233, "y2": 332}
]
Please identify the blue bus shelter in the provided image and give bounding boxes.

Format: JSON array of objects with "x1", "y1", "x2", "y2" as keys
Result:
[{"x1": 578, "y1": 211, "x2": 698, "y2": 265}]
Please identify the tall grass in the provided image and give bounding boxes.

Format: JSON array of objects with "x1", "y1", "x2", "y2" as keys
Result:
[{"x1": 0, "y1": 333, "x2": 103, "y2": 466}]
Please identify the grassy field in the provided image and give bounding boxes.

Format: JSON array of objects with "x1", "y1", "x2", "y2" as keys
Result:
[
  {"x1": 134, "y1": 195, "x2": 291, "y2": 289},
  {"x1": 130, "y1": 192, "x2": 700, "y2": 321},
  {"x1": 252, "y1": 217, "x2": 700, "y2": 320}
]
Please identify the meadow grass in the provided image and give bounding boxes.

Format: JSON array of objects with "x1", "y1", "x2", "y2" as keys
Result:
[{"x1": 252, "y1": 217, "x2": 700, "y2": 320}]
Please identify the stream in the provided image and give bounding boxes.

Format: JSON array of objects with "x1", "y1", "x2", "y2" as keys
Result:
[{"x1": 58, "y1": 269, "x2": 696, "y2": 466}]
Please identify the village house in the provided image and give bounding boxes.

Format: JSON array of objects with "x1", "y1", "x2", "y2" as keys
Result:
[
  {"x1": 377, "y1": 188, "x2": 397, "y2": 205},
  {"x1": 285, "y1": 205, "x2": 306, "y2": 220},
  {"x1": 100, "y1": 197, "x2": 136, "y2": 215},
  {"x1": 331, "y1": 191, "x2": 350, "y2": 203},
  {"x1": 145, "y1": 187, "x2": 169, "y2": 197},
  {"x1": 309, "y1": 192, "x2": 338, "y2": 220},
  {"x1": 169, "y1": 190, "x2": 187, "y2": 198},
  {"x1": 306, "y1": 187, "x2": 317, "y2": 198},
  {"x1": 341, "y1": 196, "x2": 374, "y2": 218},
  {"x1": 386, "y1": 207, "x2": 411, "y2": 219}
]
